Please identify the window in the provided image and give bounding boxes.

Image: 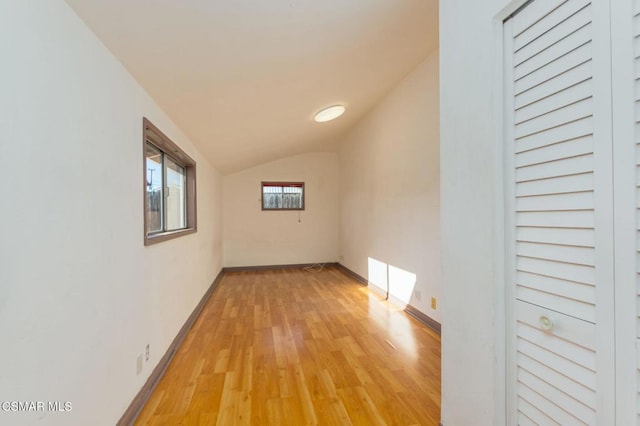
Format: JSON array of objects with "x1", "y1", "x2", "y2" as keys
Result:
[
  {"x1": 143, "y1": 118, "x2": 196, "y2": 245},
  {"x1": 261, "y1": 182, "x2": 305, "y2": 210}
]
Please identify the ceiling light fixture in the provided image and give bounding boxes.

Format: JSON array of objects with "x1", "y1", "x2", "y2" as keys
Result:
[{"x1": 314, "y1": 105, "x2": 346, "y2": 123}]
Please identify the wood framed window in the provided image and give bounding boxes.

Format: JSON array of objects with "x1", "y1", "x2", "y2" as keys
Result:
[
  {"x1": 143, "y1": 118, "x2": 197, "y2": 245},
  {"x1": 261, "y1": 182, "x2": 305, "y2": 210}
]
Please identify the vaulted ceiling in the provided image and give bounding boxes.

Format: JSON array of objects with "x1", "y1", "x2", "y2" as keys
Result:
[{"x1": 65, "y1": 0, "x2": 438, "y2": 174}]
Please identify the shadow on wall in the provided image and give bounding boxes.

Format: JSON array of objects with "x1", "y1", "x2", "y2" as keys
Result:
[{"x1": 366, "y1": 256, "x2": 418, "y2": 358}]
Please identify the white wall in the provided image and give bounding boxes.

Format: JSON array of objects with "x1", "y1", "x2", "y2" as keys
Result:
[
  {"x1": 223, "y1": 152, "x2": 340, "y2": 267},
  {"x1": 440, "y1": 0, "x2": 510, "y2": 425},
  {"x1": 338, "y1": 51, "x2": 440, "y2": 321},
  {"x1": 0, "y1": 1, "x2": 222, "y2": 425}
]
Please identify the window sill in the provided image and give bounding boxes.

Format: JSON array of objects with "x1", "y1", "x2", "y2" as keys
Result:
[
  {"x1": 261, "y1": 208, "x2": 306, "y2": 211},
  {"x1": 144, "y1": 228, "x2": 196, "y2": 246}
]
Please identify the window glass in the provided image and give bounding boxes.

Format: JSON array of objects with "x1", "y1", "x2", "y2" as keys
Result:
[
  {"x1": 262, "y1": 183, "x2": 304, "y2": 210},
  {"x1": 165, "y1": 156, "x2": 186, "y2": 231},
  {"x1": 145, "y1": 143, "x2": 163, "y2": 234}
]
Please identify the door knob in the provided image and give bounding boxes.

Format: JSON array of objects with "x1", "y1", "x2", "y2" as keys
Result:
[{"x1": 539, "y1": 315, "x2": 553, "y2": 331}]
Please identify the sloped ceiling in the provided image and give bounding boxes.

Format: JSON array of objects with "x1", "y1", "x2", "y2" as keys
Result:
[{"x1": 65, "y1": 0, "x2": 438, "y2": 174}]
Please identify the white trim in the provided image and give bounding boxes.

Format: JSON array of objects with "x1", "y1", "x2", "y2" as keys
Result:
[
  {"x1": 611, "y1": 0, "x2": 638, "y2": 423},
  {"x1": 496, "y1": 0, "x2": 535, "y2": 22},
  {"x1": 590, "y1": 0, "x2": 617, "y2": 423},
  {"x1": 493, "y1": 16, "x2": 508, "y2": 426},
  {"x1": 500, "y1": 16, "x2": 518, "y2": 426},
  {"x1": 495, "y1": 3, "x2": 537, "y2": 425}
]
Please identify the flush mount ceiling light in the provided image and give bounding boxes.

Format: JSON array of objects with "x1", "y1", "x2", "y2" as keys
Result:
[{"x1": 314, "y1": 105, "x2": 346, "y2": 123}]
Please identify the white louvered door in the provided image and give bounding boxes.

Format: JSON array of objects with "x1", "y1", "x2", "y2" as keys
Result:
[{"x1": 504, "y1": 1, "x2": 615, "y2": 424}]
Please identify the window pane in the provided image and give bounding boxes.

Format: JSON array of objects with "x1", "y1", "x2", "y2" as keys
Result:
[
  {"x1": 165, "y1": 156, "x2": 186, "y2": 231},
  {"x1": 145, "y1": 143, "x2": 163, "y2": 233},
  {"x1": 262, "y1": 185, "x2": 282, "y2": 209},
  {"x1": 283, "y1": 186, "x2": 302, "y2": 209}
]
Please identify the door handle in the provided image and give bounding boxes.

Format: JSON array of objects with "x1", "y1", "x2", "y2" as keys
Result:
[{"x1": 539, "y1": 315, "x2": 553, "y2": 332}]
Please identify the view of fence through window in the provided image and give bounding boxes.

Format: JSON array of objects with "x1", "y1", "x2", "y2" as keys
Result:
[
  {"x1": 262, "y1": 182, "x2": 304, "y2": 210},
  {"x1": 146, "y1": 142, "x2": 187, "y2": 234},
  {"x1": 146, "y1": 144, "x2": 163, "y2": 233}
]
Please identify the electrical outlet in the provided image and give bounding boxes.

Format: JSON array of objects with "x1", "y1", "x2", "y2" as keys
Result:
[
  {"x1": 431, "y1": 297, "x2": 437, "y2": 310},
  {"x1": 339, "y1": 255, "x2": 344, "y2": 261},
  {"x1": 414, "y1": 290, "x2": 422, "y2": 301},
  {"x1": 136, "y1": 354, "x2": 143, "y2": 375},
  {"x1": 145, "y1": 344, "x2": 150, "y2": 362}
]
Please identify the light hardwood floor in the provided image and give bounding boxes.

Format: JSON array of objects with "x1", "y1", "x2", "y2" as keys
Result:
[{"x1": 134, "y1": 266, "x2": 441, "y2": 425}]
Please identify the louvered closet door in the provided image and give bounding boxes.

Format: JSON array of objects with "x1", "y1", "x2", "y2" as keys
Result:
[{"x1": 504, "y1": 1, "x2": 615, "y2": 425}]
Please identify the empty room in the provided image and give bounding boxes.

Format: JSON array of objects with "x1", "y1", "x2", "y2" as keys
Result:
[
  {"x1": 3, "y1": 0, "x2": 640, "y2": 425},
  {"x1": 1, "y1": 0, "x2": 441, "y2": 424}
]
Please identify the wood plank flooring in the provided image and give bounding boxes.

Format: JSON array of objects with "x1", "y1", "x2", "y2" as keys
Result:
[{"x1": 134, "y1": 266, "x2": 441, "y2": 425}]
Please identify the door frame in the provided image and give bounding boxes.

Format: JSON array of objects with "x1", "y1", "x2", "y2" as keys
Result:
[
  {"x1": 611, "y1": 0, "x2": 638, "y2": 423},
  {"x1": 494, "y1": 2, "x2": 534, "y2": 424}
]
